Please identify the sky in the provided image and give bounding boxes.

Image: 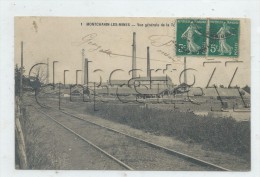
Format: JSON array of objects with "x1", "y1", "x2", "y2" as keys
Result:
[{"x1": 14, "y1": 17, "x2": 250, "y2": 87}]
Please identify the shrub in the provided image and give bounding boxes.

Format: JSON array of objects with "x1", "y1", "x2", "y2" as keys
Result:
[{"x1": 85, "y1": 102, "x2": 250, "y2": 156}]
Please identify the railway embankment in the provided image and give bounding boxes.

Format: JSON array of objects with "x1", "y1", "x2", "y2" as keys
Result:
[
  {"x1": 15, "y1": 97, "x2": 27, "y2": 169},
  {"x1": 17, "y1": 102, "x2": 126, "y2": 169}
]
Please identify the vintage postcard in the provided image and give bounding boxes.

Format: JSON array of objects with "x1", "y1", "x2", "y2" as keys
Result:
[{"x1": 14, "y1": 17, "x2": 250, "y2": 171}]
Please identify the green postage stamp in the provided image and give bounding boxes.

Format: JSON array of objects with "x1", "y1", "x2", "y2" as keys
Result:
[
  {"x1": 208, "y1": 20, "x2": 240, "y2": 57},
  {"x1": 176, "y1": 19, "x2": 240, "y2": 57},
  {"x1": 176, "y1": 19, "x2": 207, "y2": 56}
]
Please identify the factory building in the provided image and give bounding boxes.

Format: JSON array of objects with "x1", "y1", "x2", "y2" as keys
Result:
[
  {"x1": 108, "y1": 32, "x2": 173, "y2": 94},
  {"x1": 92, "y1": 32, "x2": 174, "y2": 97}
]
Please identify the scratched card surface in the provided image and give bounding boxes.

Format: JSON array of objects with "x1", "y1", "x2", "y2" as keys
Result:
[{"x1": 14, "y1": 17, "x2": 250, "y2": 171}]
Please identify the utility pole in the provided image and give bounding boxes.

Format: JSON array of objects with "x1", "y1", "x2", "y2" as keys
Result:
[
  {"x1": 64, "y1": 70, "x2": 69, "y2": 86},
  {"x1": 84, "y1": 58, "x2": 92, "y2": 86},
  {"x1": 53, "y1": 61, "x2": 58, "y2": 89},
  {"x1": 147, "y1": 46, "x2": 151, "y2": 88},
  {"x1": 46, "y1": 58, "x2": 49, "y2": 84},
  {"x1": 58, "y1": 83, "x2": 61, "y2": 110},
  {"x1": 147, "y1": 46, "x2": 151, "y2": 78},
  {"x1": 20, "y1": 41, "x2": 23, "y2": 99},
  {"x1": 76, "y1": 70, "x2": 82, "y2": 85},
  {"x1": 82, "y1": 49, "x2": 85, "y2": 84},
  {"x1": 132, "y1": 32, "x2": 137, "y2": 78}
]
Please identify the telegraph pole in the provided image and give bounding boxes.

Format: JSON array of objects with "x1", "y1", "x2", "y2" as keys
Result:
[
  {"x1": 20, "y1": 41, "x2": 23, "y2": 99},
  {"x1": 59, "y1": 83, "x2": 61, "y2": 110},
  {"x1": 52, "y1": 61, "x2": 58, "y2": 89},
  {"x1": 46, "y1": 58, "x2": 49, "y2": 84},
  {"x1": 82, "y1": 49, "x2": 85, "y2": 84},
  {"x1": 132, "y1": 32, "x2": 137, "y2": 78},
  {"x1": 76, "y1": 70, "x2": 82, "y2": 85},
  {"x1": 64, "y1": 70, "x2": 69, "y2": 86},
  {"x1": 84, "y1": 58, "x2": 92, "y2": 86}
]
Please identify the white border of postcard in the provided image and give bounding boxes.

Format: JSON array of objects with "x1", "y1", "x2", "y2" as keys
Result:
[{"x1": 0, "y1": 0, "x2": 260, "y2": 177}]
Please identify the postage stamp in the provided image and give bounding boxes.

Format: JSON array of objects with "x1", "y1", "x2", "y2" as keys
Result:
[
  {"x1": 176, "y1": 19, "x2": 207, "y2": 56},
  {"x1": 208, "y1": 20, "x2": 240, "y2": 57}
]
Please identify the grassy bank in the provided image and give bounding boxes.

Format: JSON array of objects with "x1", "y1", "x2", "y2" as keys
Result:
[
  {"x1": 19, "y1": 106, "x2": 66, "y2": 169},
  {"x1": 85, "y1": 103, "x2": 250, "y2": 158}
]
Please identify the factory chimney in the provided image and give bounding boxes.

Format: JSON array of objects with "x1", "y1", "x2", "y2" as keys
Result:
[
  {"x1": 46, "y1": 58, "x2": 49, "y2": 84},
  {"x1": 82, "y1": 49, "x2": 85, "y2": 84},
  {"x1": 84, "y1": 58, "x2": 89, "y2": 85},
  {"x1": 132, "y1": 32, "x2": 137, "y2": 78},
  {"x1": 147, "y1": 46, "x2": 151, "y2": 78}
]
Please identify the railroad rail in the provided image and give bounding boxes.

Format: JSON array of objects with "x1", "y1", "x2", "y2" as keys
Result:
[
  {"x1": 58, "y1": 108, "x2": 231, "y2": 171},
  {"x1": 32, "y1": 105, "x2": 133, "y2": 170},
  {"x1": 32, "y1": 104, "x2": 231, "y2": 171}
]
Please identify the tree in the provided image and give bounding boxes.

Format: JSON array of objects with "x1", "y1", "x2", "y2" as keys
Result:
[
  {"x1": 15, "y1": 65, "x2": 21, "y2": 96},
  {"x1": 243, "y1": 85, "x2": 250, "y2": 94},
  {"x1": 15, "y1": 65, "x2": 30, "y2": 96},
  {"x1": 28, "y1": 63, "x2": 48, "y2": 90}
]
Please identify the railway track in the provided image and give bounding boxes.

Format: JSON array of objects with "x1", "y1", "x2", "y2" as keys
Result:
[
  {"x1": 31, "y1": 104, "x2": 231, "y2": 171},
  {"x1": 31, "y1": 105, "x2": 133, "y2": 170}
]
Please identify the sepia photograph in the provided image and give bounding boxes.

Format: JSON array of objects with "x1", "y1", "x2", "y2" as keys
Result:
[
  {"x1": 14, "y1": 17, "x2": 251, "y2": 171},
  {"x1": 1, "y1": 1, "x2": 260, "y2": 177}
]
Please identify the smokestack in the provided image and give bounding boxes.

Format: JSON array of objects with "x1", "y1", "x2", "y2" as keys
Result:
[
  {"x1": 82, "y1": 49, "x2": 85, "y2": 84},
  {"x1": 84, "y1": 58, "x2": 89, "y2": 85},
  {"x1": 147, "y1": 46, "x2": 151, "y2": 78},
  {"x1": 132, "y1": 32, "x2": 136, "y2": 78},
  {"x1": 46, "y1": 58, "x2": 49, "y2": 84},
  {"x1": 184, "y1": 57, "x2": 187, "y2": 85}
]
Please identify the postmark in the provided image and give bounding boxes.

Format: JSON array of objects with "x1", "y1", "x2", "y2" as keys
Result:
[
  {"x1": 176, "y1": 19, "x2": 207, "y2": 56},
  {"x1": 208, "y1": 20, "x2": 240, "y2": 57}
]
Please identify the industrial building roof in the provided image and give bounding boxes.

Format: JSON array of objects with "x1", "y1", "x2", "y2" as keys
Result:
[
  {"x1": 187, "y1": 87, "x2": 250, "y2": 97},
  {"x1": 109, "y1": 76, "x2": 172, "y2": 86},
  {"x1": 95, "y1": 86, "x2": 169, "y2": 95}
]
